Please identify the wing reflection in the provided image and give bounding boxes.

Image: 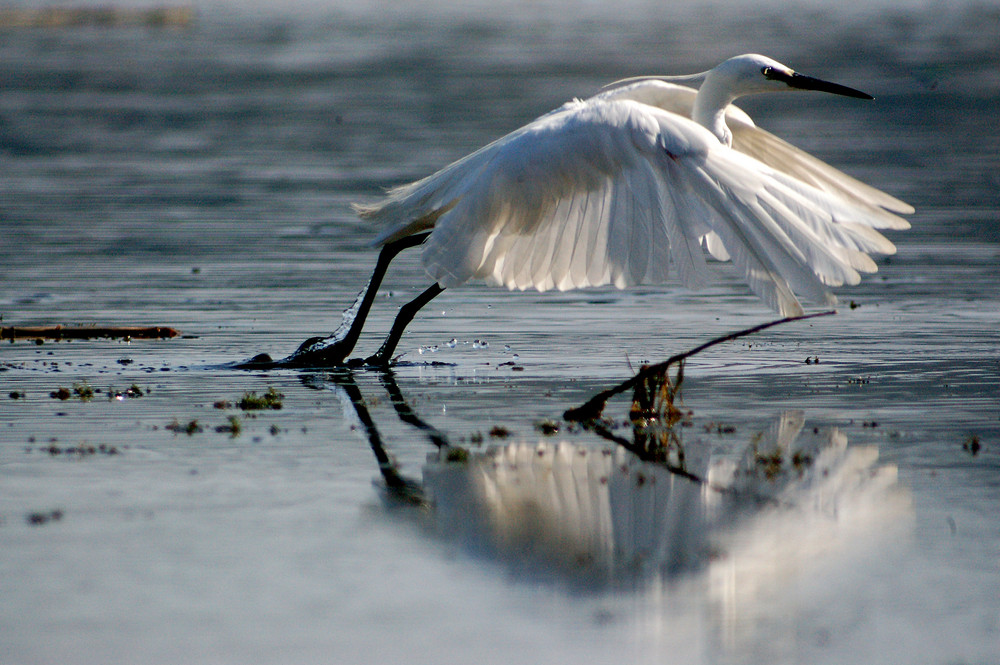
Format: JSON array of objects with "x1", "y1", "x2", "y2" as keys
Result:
[
  {"x1": 309, "y1": 370, "x2": 909, "y2": 593},
  {"x1": 422, "y1": 439, "x2": 709, "y2": 585}
]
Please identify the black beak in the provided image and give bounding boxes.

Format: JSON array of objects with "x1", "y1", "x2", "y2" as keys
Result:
[{"x1": 766, "y1": 69, "x2": 874, "y2": 100}]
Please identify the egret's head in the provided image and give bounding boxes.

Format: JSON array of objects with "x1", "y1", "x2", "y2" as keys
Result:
[{"x1": 717, "y1": 53, "x2": 873, "y2": 100}]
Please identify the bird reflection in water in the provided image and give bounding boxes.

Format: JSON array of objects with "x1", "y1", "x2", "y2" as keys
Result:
[{"x1": 309, "y1": 370, "x2": 909, "y2": 592}]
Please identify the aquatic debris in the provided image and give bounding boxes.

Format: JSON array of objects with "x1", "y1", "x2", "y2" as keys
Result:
[
  {"x1": 753, "y1": 447, "x2": 785, "y2": 481},
  {"x1": 488, "y1": 425, "x2": 511, "y2": 439},
  {"x1": 0, "y1": 6, "x2": 195, "y2": 29},
  {"x1": 33, "y1": 443, "x2": 120, "y2": 457},
  {"x1": 215, "y1": 416, "x2": 242, "y2": 437},
  {"x1": 962, "y1": 435, "x2": 981, "y2": 457},
  {"x1": 109, "y1": 384, "x2": 144, "y2": 400},
  {"x1": 444, "y1": 446, "x2": 470, "y2": 463},
  {"x1": 167, "y1": 419, "x2": 202, "y2": 435},
  {"x1": 0, "y1": 325, "x2": 179, "y2": 340},
  {"x1": 49, "y1": 387, "x2": 71, "y2": 400},
  {"x1": 791, "y1": 450, "x2": 814, "y2": 471},
  {"x1": 48, "y1": 382, "x2": 96, "y2": 401},
  {"x1": 704, "y1": 422, "x2": 737, "y2": 434},
  {"x1": 26, "y1": 509, "x2": 63, "y2": 526},
  {"x1": 237, "y1": 387, "x2": 284, "y2": 411},
  {"x1": 744, "y1": 424, "x2": 817, "y2": 483},
  {"x1": 749, "y1": 446, "x2": 816, "y2": 482},
  {"x1": 535, "y1": 419, "x2": 560, "y2": 436},
  {"x1": 9, "y1": 390, "x2": 25, "y2": 399}
]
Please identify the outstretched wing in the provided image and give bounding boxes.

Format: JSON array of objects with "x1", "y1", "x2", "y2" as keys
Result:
[
  {"x1": 599, "y1": 79, "x2": 913, "y2": 226},
  {"x1": 358, "y1": 93, "x2": 908, "y2": 316}
]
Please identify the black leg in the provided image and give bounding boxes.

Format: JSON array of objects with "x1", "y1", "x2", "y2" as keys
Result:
[
  {"x1": 364, "y1": 283, "x2": 446, "y2": 366},
  {"x1": 283, "y1": 232, "x2": 431, "y2": 367}
]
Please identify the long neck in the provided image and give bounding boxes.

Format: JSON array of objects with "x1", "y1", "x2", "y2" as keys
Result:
[{"x1": 692, "y1": 74, "x2": 737, "y2": 146}]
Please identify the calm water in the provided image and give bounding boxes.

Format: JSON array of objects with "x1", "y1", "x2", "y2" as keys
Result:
[{"x1": 1, "y1": 2, "x2": 998, "y2": 664}]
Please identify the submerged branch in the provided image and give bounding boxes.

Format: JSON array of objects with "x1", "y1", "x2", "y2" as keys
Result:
[{"x1": 564, "y1": 310, "x2": 835, "y2": 423}]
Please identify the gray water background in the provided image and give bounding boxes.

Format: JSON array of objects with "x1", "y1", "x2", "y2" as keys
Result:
[{"x1": 1, "y1": 2, "x2": 998, "y2": 663}]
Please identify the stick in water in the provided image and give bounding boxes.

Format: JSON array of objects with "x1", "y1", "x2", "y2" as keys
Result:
[{"x1": 563, "y1": 310, "x2": 836, "y2": 422}]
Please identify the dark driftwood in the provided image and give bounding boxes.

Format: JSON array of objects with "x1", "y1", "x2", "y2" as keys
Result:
[{"x1": 1, "y1": 325, "x2": 179, "y2": 340}]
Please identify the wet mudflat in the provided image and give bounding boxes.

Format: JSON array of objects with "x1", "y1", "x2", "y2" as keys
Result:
[{"x1": 1, "y1": 2, "x2": 998, "y2": 664}]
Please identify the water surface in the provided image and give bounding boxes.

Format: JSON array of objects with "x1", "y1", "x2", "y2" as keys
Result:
[{"x1": 1, "y1": 3, "x2": 998, "y2": 664}]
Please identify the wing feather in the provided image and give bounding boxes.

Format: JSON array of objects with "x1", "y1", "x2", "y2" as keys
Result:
[
  {"x1": 731, "y1": 120, "x2": 914, "y2": 224},
  {"x1": 598, "y1": 79, "x2": 912, "y2": 226},
  {"x1": 356, "y1": 87, "x2": 910, "y2": 315}
]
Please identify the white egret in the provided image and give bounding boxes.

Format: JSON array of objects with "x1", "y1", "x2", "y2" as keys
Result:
[{"x1": 289, "y1": 54, "x2": 912, "y2": 367}]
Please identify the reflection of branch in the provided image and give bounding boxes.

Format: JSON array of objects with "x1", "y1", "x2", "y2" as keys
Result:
[
  {"x1": 564, "y1": 311, "x2": 835, "y2": 423},
  {"x1": 588, "y1": 421, "x2": 705, "y2": 486}
]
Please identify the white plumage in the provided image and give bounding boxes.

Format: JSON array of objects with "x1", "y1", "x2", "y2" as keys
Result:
[{"x1": 357, "y1": 54, "x2": 911, "y2": 317}]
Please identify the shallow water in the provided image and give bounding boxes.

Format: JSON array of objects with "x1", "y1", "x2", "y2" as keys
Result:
[{"x1": 1, "y1": 2, "x2": 999, "y2": 664}]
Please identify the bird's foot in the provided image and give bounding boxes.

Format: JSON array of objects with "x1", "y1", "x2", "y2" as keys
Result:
[
  {"x1": 283, "y1": 335, "x2": 354, "y2": 367},
  {"x1": 232, "y1": 336, "x2": 355, "y2": 370},
  {"x1": 359, "y1": 352, "x2": 393, "y2": 368},
  {"x1": 233, "y1": 337, "x2": 404, "y2": 371},
  {"x1": 232, "y1": 352, "x2": 279, "y2": 370}
]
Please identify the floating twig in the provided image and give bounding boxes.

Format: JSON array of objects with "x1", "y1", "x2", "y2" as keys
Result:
[{"x1": 1, "y1": 325, "x2": 179, "y2": 340}]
